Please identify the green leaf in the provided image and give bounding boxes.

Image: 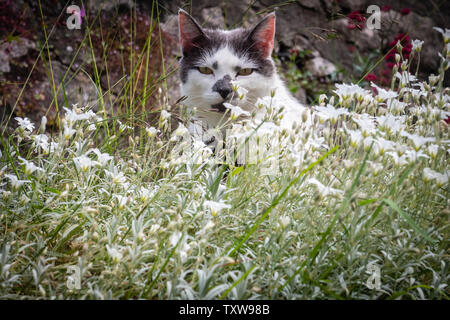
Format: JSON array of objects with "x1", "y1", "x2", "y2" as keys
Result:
[
  {"x1": 231, "y1": 166, "x2": 244, "y2": 176},
  {"x1": 382, "y1": 198, "x2": 436, "y2": 243},
  {"x1": 357, "y1": 198, "x2": 377, "y2": 206}
]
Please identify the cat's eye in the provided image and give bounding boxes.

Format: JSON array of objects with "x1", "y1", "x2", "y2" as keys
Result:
[
  {"x1": 237, "y1": 68, "x2": 253, "y2": 76},
  {"x1": 198, "y1": 66, "x2": 214, "y2": 75}
]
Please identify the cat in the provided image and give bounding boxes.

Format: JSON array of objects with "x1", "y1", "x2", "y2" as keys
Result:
[{"x1": 177, "y1": 9, "x2": 306, "y2": 134}]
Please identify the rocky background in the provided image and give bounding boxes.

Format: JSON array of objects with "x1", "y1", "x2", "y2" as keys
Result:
[{"x1": 1, "y1": 0, "x2": 449, "y2": 131}]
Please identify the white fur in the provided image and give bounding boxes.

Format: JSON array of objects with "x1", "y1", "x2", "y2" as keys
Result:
[{"x1": 181, "y1": 45, "x2": 304, "y2": 130}]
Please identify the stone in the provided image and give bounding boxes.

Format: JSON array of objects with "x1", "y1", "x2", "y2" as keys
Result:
[
  {"x1": 305, "y1": 57, "x2": 337, "y2": 77},
  {"x1": 0, "y1": 38, "x2": 35, "y2": 73}
]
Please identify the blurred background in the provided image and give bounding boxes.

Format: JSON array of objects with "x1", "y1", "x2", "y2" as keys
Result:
[{"x1": 1, "y1": 0, "x2": 449, "y2": 132}]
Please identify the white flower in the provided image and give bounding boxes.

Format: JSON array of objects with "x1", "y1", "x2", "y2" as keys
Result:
[
  {"x1": 404, "y1": 149, "x2": 430, "y2": 162},
  {"x1": 345, "y1": 128, "x2": 363, "y2": 147},
  {"x1": 63, "y1": 123, "x2": 76, "y2": 140},
  {"x1": 376, "y1": 114, "x2": 405, "y2": 134},
  {"x1": 400, "y1": 131, "x2": 435, "y2": 150},
  {"x1": 174, "y1": 123, "x2": 189, "y2": 137},
  {"x1": 423, "y1": 168, "x2": 449, "y2": 187},
  {"x1": 334, "y1": 83, "x2": 370, "y2": 101},
  {"x1": 279, "y1": 215, "x2": 290, "y2": 228},
  {"x1": 428, "y1": 107, "x2": 450, "y2": 121},
  {"x1": 318, "y1": 94, "x2": 328, "y2": 104},
  {"x1": 32, "y1": 135, "x2": 57, "y2": 154},
  {"x1": 395, "y1": 71, "x2": 418, "y2": 85},
  {"x1": 5, "y1": 174, "x2": 30, "y2": 190},
  {"x1": 90, "y1": 149, "x2": 113, "y2": 166},
  {"x1": 105, "y1": 169, "x2": 127, "y2": 185},
  {"x1": 387, "y1": 151, "x2": 408, "y2": 167},
  {"x1": 118, "y1": 120, "x2": 133, "y2": 132},
  {"x1": 374, "y1": 137, "x2": 396, "y2": 156},
  {"x1": 18, "y1": 156, "x2": 44, "y2": 175},
  {"x1": 307, "y1": 178, "x2": 344, "y2": 197},
  {"x1": 63, "y1": 107, "x2": 97, "y2": 124},
  {"x1": 178, "y1": 242, "x2": 191, "y2": 263},
  {"x1": 314, "y1": 104, "x2": 349, "y2": 123},
  {"x1": 427, "y1": 144, "x2": 439, "y2": 159},
  {"x1": 368, "y1": 161, "x2": 383, "y2": 176},
  {"x1": 388, "y1": 100, "x2": 406, "y2": 114},
  {"x1": 191, "y1": 139, "x2": 213, "y2": 163},
  {"x1": 256, "y1": 96, "x2": 273, "y2": 110},
  {"x1": 204, "y1": 200, "x2": 231, "y2": 216},
  {"x1": 433, "y1": 27, "x2": 450, "y2": 42},
  {"x1": 114, "y1": 195, "x2": 129, "y2": 209},
  {"x1": 236, "y1": 86, "x2": 248, "y2": 100},
  {"x1": 106, "y1": 245, "x2": 123, "y2": 263},
  {"x1": 371, "y1": 82, "x2": 398, "y2": 101},
  {"x1": 231, "y1": 80, "x2": 249, "y2": 100},
  {"x1": 146, "y1": 126, "x2": 159, "y2": 138},
  {"x1": 353, "y1": 114, "x2": 377, "y2": 137},
  {"x1": 411, "y1": 39, "x2": 424, "y2": 52},
  {"x1": 169, "y1": 231, "x2": 182, "y2": 247},
  {"x1": 149, "y1": 224, "x2": 160, "y2": 234},
  {"x1": 196, "y1": 220, "x2": 215, "y2": 237},
  {"x1": 160, "y1": 110, "x2": 171, "y2": 121},
  {"x1": 73, "y1": 155, "x2": 98, "y2": 172},
  {"x1": 15, "y1": 117, "x2": 35, "y2": 133},
  {"x1": 138, "y1": 186, "x2": 158, "y2": 202},
  {"x1": 223, "y1": 103, "x2": 251, "y2": 120}
]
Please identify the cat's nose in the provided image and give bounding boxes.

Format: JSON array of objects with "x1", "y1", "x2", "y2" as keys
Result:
[
  {"x1": 212, "y1": 75, "x2": 233, "y2": 100},
  {"x1": 217, "y1": 88, "x2": 232, "y2": 99}
]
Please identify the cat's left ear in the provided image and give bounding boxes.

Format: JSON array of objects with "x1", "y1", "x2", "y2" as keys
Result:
[
  {"x1": 178, "y1": 9, "x2": 207, "y2": 54},
  {"x1": 248, "y1": 12, "x2": 276, "y2": 58}
]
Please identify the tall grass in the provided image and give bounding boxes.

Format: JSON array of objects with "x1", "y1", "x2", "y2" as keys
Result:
[{"x1": 0, "y1": 1, "x2": 448, "y2": 299}]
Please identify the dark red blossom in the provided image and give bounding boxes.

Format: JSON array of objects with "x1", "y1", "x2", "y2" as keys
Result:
[
  {"x1": 386, "y1": 62, "x2": 396, "y2": 69},
  {"x1": 347, "y1": 22, "x2": 356, "y2": 30},
  {"x1": 382, "y1": 68, "x2": 392, "y2": 77},
  {"x1": 381, "y1": 5, "x2": 391, "y2": 12},
  {"x1": 347, "y1": 10, "x2": 365, "y2": 30},
  {"x1": 364, "y1": 73, "x2": 378, "y2": 82},
  {"x1": 385, "y1": 51, "x2": 396, "y2": 61},
  {"x1": 400, "y1": 8, "x2": 411, "y2": 15},
  {"x1": 348, "y1": 11, "x2": 366, "y2": 22}
]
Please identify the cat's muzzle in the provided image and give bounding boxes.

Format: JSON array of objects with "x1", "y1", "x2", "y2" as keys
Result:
[{"x1": 210, "y1": 102, "x2": 227, "y2": 113}]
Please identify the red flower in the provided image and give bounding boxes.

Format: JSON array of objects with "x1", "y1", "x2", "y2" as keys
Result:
[
  {"x1": 382, "y1": 68, "x2": 392, "y2": 77},
  {"x1": 385, "y1": 51, "x2": 396, "y2": 60},
  {"x1": 386, "y1": 62, "x2": 396, "y2": 69},
  {"x1": 381, "y1": 5, "x2": 391, "y2": 12},
  {"x1": 381, "y1": 77, "x2": 390, "y2": 86},
  {"x1": 364, "y1": 73, "x2": 378, "y2": 82},
  {"x1": 348, "y1": 45, "x2": 355, "y2": 53},
  {"x1": 403, "y1": 46, "x2": 412, "y2": 54},
  {"x1": 348, "y1": 11, "x2": 366, "y2": 22},
  {"x1": 347, "y1": 22, "x2": 356, "y2": 30},
  {"x1": 400, "y1": 8, "x2": 411, "y2": 15}
]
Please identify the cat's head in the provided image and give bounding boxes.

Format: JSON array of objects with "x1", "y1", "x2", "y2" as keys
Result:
[{"x1": 178, "y1": 9, "x2": 277, "y2": 126}]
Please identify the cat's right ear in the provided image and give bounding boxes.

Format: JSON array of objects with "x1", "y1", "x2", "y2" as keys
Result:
[
  {"x1": 248, "y1": 12, "x2": 276, "y2": 58},
  {"x1": 178, "y1": 9, "x2": 206, "y2": 54}
]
